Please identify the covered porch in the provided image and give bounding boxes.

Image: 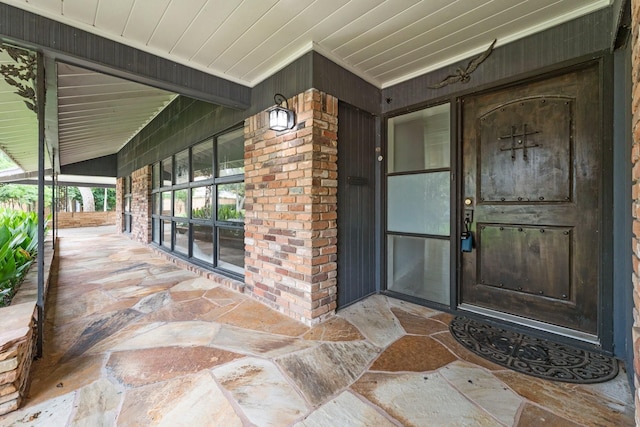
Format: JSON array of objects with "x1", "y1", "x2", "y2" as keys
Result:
[{"x1": 0, "y1": 226, "x2": 634, "y2": 426}]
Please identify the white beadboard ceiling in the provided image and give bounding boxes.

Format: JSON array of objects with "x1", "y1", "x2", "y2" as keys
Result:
[
  {"x1": 0, "y1": 0, "x2": 612, "y2": 176},
  {"x1": 2, "y1": 0, "x2": 610, "y2": 88},
  {"x1": 56, "y1": 62, "x2": 176, "y2": 166}
]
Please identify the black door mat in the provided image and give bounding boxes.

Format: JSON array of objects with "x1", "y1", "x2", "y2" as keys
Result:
[{"x1": 449, "y1": 316, "x2": 618, "y2": 384}]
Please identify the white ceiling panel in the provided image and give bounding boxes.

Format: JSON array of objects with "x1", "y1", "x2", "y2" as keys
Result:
[
  {"x1": 62, "y1": 0, "x2": 98, "y2": 26},
  {"x1": 169, "y1": 0, "x2": 240, "y2": 59},
  {"x1": 321, "y1": 0, "x2": 422, "y2": 52},
  {"x1": 121, "y1": 0, "x2": 172, "y2": 45},
  {"x1": 147, "y1": 0, "x2": 208, "y2": 53},
  {"x1": 94, "y1": 0, "x2": 134, "y2": 35},
  {"x1": 56, "y1": 62, "x2": 176, "y2": 166},
  {"x1": 215, "y1": 0, "x2": 314, "y2": 73},
  {"x1": 231, "y1": 0, "x2": 347, "y2": 79},
  {"x1": 190, "y1": 0, "x2": 278, "y2": 66}
]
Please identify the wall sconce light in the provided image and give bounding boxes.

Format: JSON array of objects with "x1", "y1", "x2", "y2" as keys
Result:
[{"x1": 268, "y1": 93, "x2": 296, "y2": 131}]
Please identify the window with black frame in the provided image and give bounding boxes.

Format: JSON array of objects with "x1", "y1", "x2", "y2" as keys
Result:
[
  {"x1": 123, "y1": 175, "x2": 132, "y2": 233},
  {"x1": 151, "y1": 127, "x2": 245, "y2": 278}
]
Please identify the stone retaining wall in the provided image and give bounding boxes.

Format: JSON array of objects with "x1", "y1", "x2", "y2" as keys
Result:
[
  {"x1": 0, "y1": 240, "x2": 55, "y2": 416},
  {"x1": 57, "y1": 212, "x2": 116, "y2": 229}
]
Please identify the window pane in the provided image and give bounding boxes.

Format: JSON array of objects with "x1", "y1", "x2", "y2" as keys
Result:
[
  {"x1": 175, "y1": 149, "x2": 189, "y2": 184},
  {"x1": 174, "y1": 189, "x2": 188, "y2": 217},
  {"x1": 124, "y1": 196, "x2": 131, "y2": 213},
  {"x1": 152, "y1": 219, "x2": 160, "y2": 244},
  {"x1": 125, "y1": 176, "x2": 132, "y2": 194},
  {"x1": 162, "y1": 157, "x2": 173, "y2": 186},
  {"x1": 218, "y1": 228, "x2": 244, "y2": 274},
  {"x1": 152, "y1": 162, "x2": 160, "y2": 189},
  {"x1": 217, "y1": 183, "x2": 245, "y2": 223},
  {"x1": 387, "y1": 235, "x2": 450, "y2": 304},
  {"x1": 388, "y1": 103, "x2": 450, "y2": 173},
  {"x1": 152, "y1": 193, "x2": 159, "y2": 215},
  {"x1": 193, "y1": 224, "x2": 213, "y2": 263},
  {"x1": 162, "y1": 220, "x2": 171, "y2": 249},
  {"x1": 161, "y1": 192, "x2": 171, "y2": 216},
  {"x1": 217, "y1": 128, "x2": 244, "y2": 177},
  {"x1": 174, "y1": 221, "x2": 189, "y2": 255},
  {"x1": 387, "y1": 172, "x2": 450, "y2": 236},
  {"x1": 192, "y1": 186, "x2": 212, "y2": 219},
  {"x1": 192, "y1": 140, "x2": 213, "y2": 181}
]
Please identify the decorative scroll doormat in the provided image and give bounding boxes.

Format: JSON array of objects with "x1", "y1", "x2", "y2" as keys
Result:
[{"x1": 449, "y1": 316, "x2": 618, "y2": 384}]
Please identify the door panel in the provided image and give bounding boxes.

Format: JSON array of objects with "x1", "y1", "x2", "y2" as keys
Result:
[
  {"x1": 337, "y1": 102, "x2": 376, "y2": 308},
  {"x1": 461, "y1": 65, "x2": 600, "y2": 335}
]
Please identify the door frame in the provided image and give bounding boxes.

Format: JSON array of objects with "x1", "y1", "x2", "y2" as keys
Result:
[
  {"x1": 454, "y1": 57, "x2": 614, "y2": 352},
  {"x1": 380, "y1": 53, "x2": 614, "y2": 353}
]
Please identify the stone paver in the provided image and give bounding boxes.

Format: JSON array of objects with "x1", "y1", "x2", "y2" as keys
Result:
[{"x1": 0, "y1": 226, "x2": 634, "y2": 426}]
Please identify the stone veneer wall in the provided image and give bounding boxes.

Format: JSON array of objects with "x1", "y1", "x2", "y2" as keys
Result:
[
  {"x1": 0, "y1": 241, "x2": 55, "y2": 416},
  {"x1": 633, "y1": 0, "x2": 640, "y2": 423},
  {"x1": 0, "y1": 303, "x2": 35, "y2": 415},
  {"x1": 244, "y1": 89, "x2": 338, "y2": 325}
]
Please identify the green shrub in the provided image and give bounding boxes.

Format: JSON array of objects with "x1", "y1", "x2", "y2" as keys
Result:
[{"x1": 0, "y1": 209, "x2": 46, "y2": 307}]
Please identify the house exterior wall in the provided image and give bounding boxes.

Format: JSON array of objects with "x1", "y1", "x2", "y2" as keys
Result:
[
  {"x1": 131, "y1": 166, "x2": 152, "y2": 243},
  {"x1": 115, "y1": 177, "x2": 123, "y2": 235},
  {"x1": 244, "y1": 89, "x2": 338, "y2": 324},
  {"x1": 631, "y1": 0, "x2": 640, "y2": 421}
]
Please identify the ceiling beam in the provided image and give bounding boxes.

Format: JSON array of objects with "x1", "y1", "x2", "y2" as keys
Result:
[{"x1": 0, "y1": 2, "x2": 250, "y2": 110}]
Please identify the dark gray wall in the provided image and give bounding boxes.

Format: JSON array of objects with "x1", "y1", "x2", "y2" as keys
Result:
[
  {"x1": 613, "y1": 43, "x2": 633, "y2": 377},
  {"x1": 61, "y1": 154, "x2": 117, "y2": 177},
  {"x1": 382, "y1": 8, "x2": 613, "y2": 114}
]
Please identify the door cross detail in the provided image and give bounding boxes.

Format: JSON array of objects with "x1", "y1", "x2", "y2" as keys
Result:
[{"x1": 498, "y1": 124, "x2": 540, "y2": 160}]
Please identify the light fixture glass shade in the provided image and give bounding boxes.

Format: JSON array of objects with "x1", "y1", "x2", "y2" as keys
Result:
[{"x1": 268, "y1": 106, "x2": 295, "y2": 131}]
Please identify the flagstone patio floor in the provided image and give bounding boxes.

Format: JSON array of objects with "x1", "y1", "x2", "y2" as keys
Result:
[{"x1": 0, "y1": 226, "x2": 634, "y2": 426}]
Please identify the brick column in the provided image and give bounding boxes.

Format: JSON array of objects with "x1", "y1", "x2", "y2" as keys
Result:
[
  {"x1": 244, "y1": 89, "x2": 338, "y2": 325},
  {"x1": 115, "y1": 177, "x2": 124, "y2": 235},
  {"x1": 632, "y1": 0, "x2": 640, "y2": 423},
  {"x1": 131, "y1": 166, "x2": 152, "y2": 243}
]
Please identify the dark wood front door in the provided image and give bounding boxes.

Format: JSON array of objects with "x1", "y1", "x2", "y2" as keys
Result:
[{"x1": 461, "y1": 64, "x2": 601, "y2": 336}]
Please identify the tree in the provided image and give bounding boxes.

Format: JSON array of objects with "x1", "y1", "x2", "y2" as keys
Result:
[{"x1": 78, "y1": 187, "x2": 95, "y2": 212}]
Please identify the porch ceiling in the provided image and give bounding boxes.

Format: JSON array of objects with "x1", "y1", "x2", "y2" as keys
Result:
[
  {"x1": 0, "y1": 0, "x2": 612, "y2": 177},
  {"x1": 2, "y1": 0, "x2": 610, "y2": 89},
  {"x1": 55, "y1": 62, "x2": 176, "y2": 167}
]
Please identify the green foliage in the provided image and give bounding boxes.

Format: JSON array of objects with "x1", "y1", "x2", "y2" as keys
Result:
[
  {"x1": 218, "y1": 205, "x2": 244, "y2": 221},
  {"x1": 0, "y1": 184, "x2": 52, "y2": 209},
  {"x1": 192, "y1": 206, "x2": 212, "y2": 219},
  {"x1": 0, "y1": 209, "x2": 46, "y2": 307},
  {"x1": 0, "y1": 151, "x2": 16, "y2": 171},
  {"x1": 92, "y1": 188, "x2": 116, "y2": 211}
]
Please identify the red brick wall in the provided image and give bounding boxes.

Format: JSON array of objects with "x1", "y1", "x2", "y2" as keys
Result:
[
  {"x1": 115, "y1": 177, "x2": 123, "y2": 235},
  {"x1": 131, "y1": 166, "x2": 152, "y2": 243},
  {"x1": 632, "y1": 0, "x2": 640, "y2": 422},
  {"x1": 244, "y1": 89, "x2": 338, "y2": 325}
]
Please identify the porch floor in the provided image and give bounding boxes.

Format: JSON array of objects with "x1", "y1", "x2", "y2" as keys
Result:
[{"x1": 0, "y1": 226, "x2": 634, "y2": 426}]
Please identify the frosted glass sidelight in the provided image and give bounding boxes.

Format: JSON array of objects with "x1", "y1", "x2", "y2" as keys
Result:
[
  {"x1": 387, "y1": 235, "x2": 450, "y2": 304},
  {"x1": 387, "y1": 172, "x2": 450, "y2": 236}
]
